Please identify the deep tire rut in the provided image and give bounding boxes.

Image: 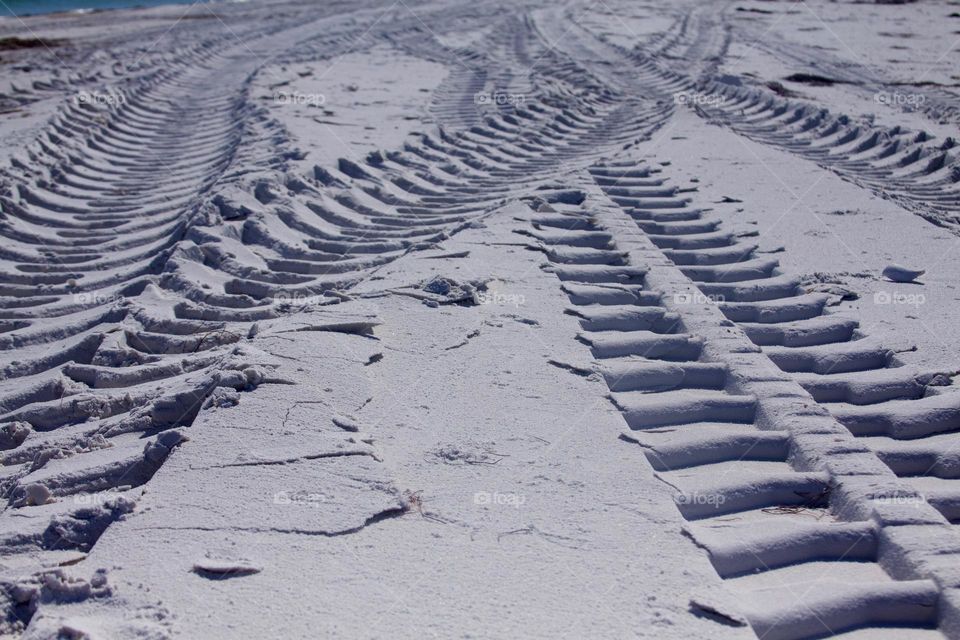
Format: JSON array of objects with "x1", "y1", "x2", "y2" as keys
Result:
[{"x1": 527, "y1": 159, "x2": 960, "y2": 638}]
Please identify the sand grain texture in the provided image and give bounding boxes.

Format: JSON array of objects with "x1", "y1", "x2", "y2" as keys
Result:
[{"x1": 0, "y1": 0, "x2": 959, "y2": 638}]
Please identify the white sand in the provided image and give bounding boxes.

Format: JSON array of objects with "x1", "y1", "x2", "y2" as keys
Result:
[{"x1": 0, "y1": 1, "x2": 959, "y2": 638}]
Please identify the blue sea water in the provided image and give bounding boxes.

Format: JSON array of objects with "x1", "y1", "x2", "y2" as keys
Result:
[{"x1": 2, "y1": 0, "x2": 201, "y2": 17}]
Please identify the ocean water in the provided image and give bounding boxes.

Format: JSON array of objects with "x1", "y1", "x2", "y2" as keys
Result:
[{"x1": 2, "y1": 0, "x2": 201, "y2": 17}]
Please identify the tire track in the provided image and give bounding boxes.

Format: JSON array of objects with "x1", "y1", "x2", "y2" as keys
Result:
[
  {"x1": 543, "y1": 158, "x2": 960, "y2": 638},
  {"x1": 0, "y1": 6, "x2": 667, "y2": 631},
  {"x1": 590, "y1": 158, "x2": 960, "y2": 530},
  {"x1": 5, "y1": 2, "x2": 955, "y2": 636},
  {"x1": 694, "y1": 80, "x2": 960, "y2": 229},
  {"x1": 572, "y1": 1, "x2": 960, "y2": 231}
]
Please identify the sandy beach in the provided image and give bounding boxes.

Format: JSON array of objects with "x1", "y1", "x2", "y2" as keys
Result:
[{"x1": 0, "y1": 0, "x2": 959, "y2": 637}]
